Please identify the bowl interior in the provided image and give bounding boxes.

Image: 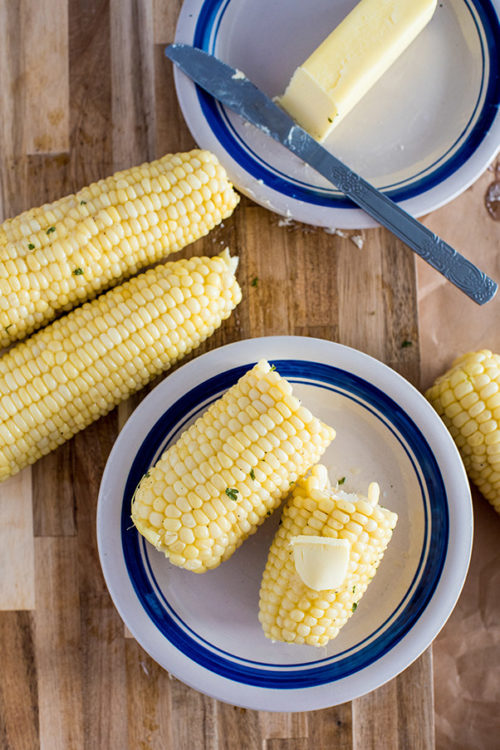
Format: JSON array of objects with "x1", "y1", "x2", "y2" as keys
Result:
[{"x1": 121, "y1": 363, "x2": 445, "y2": 684}]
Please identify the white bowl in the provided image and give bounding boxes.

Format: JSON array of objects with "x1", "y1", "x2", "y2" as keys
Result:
[
  {"x1": 172, "y1": 0, "x2": 500, "y2": 228},
  {"x1": 97, "y1": 337, "x2": 472, "y2": 710}
]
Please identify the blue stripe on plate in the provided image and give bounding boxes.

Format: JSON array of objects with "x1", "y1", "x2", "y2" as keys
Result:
[
  {"x1": 121, "y1": 361, "x2": 448, "y2": 688},
  {"x1": 191, "y1": 0, "x2": 500, "y2": 208},
  {"x1": 139, "y1": 381, "x2": 428, "y2": 669}
]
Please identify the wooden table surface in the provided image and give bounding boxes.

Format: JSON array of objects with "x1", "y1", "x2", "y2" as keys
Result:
[{"x1": 3, "y1": 0, "x2": 488, "y2": 747}]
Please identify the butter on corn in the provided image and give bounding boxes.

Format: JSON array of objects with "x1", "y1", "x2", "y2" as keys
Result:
[
  {"x1": 0, "y1": 250, "x2": 241, "y2": 482},
  {"x1": 0, "y1": 150, "x2": 239, "y2": 347},
  {"x1": 426, "y1": 349, "x2": 500, "y2": 514},
  {"x1": 258, "y1": 465, "x2": 397, "y2": 647},
  {"x1": 131, "y1": 360, "x2": 336, "y2": 572}
]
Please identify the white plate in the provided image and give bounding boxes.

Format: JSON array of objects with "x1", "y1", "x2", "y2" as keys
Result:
[
  {"x1": 97, "y1": 337, "x2": 472, "y2": 711},
  {"x1": 172, "y1": 0, "x2": 500, "y2": 229}
]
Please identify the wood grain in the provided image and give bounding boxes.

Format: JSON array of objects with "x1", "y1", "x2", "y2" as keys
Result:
[
  {"x1": 24, "y1": 0, "x2": 69, "y2": 154},
  {"x1": 0, "y1": 612, "x2": 39, "y2": 750},
  {"x1": 125, "y1": 640, "x2": 174, "y2": 750},
  {"x1": 0, "y1": 1, "x2": 438, "y2": 748},
  {"x1": 0, "y1": 470, "x2": 35, "y2": 610},
  {"x1": 35, "y1": 538, "x2": 83, "y2": 750}
]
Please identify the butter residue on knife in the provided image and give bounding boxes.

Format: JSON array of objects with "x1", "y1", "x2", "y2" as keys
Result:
[{"x1": 278, "y1": 0, "x2": 437, "y2": 141}]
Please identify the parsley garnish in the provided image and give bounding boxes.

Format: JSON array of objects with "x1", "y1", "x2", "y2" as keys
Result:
[
  {"x1": 352, "y1": 602, "x2": 358, "y2": 612},
  {"x1": 352, "y1": 585, "x2": 356, "y2": 593},
  {"x1": 5, "y1": 324, "x2": 13, "y2": 332},
  {"x1": 249, "y1": 468, "x2": 256, "y2": 480},
  {"x1": 73, "y1": 267, "x2": 84, "y2": 275},
  {"x1": 338, "y1": 477, "x2": 346, "y2": 485},
  {"x1": 28, "y1": 243, "x2": 35, "y2": 250},
  {"x1": 251, "y1": 277, "x2": 259, "y2": 287},
  {"x1": 145, "y1": 470, "x2": 151, "y2": 478},
  {"x1": 327, "y1": 117, "x2": 333, "y2": 123},
  {"x1": 270, "y1": 364, "x2": 276, "y2": 371},
  {"x1": 401, "y1": 339, "x2": 412, "y2": 348},
  {"x1": 80, "y1": 200, "x2": 87, "y2": 205},
  {"x1": 46, "y1": 226, "x2": 56, "y2": 234},
  {"x1": 225, "y1": 487, "x2": 239, "y2": 501}
]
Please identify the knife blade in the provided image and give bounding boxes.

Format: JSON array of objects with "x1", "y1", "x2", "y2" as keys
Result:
[{"x1": 165, "y1": 43, "x2": 497, "y2": 305}]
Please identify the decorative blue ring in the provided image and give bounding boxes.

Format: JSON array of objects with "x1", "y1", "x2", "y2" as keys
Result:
[
  {"x1": 191, "y1": 0, "x2": 500, "y2": 208},
  {"x1": 121, "y1": 361, "x2": 449, "y2": 688}
]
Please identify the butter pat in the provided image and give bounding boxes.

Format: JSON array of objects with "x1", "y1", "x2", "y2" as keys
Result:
[
  {"x1": 290, "y1": 536, "x2": 350, "y2": 591},
  {"x1": 279, "y1": 0, "x2": 437, "y2": 141}
]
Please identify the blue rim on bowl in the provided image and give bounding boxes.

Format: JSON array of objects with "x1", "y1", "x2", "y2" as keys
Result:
[
  {"x1": 121, "y1": 361, "x2": 448, "y2": 687},
  {"x1": 191, "y1": 0, "x2": 500, "y2": 207},
  {"x1": 97, "y1": 337, "x2": 473, "y2": 710},
  {"x1": 173, "y1": 0, "x2": 500, "y2": 228}
]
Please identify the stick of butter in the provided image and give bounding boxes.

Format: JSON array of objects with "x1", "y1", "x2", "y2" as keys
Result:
[{"x1": 278, "y1": 0, "x2": 437, "y2": 141}]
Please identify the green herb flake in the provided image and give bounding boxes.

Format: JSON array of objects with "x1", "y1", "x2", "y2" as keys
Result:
[
  {"x1": 46, "y1": 226, "x2": 56, "y2": 235},
  {"x1": 249, "y1": 468, "x2": 256, "y2": 480},
  {"x1": 4, "y1": 323, "x2": 13, "y2": 332},
  {"x1": 251, "y1": 277, "x2": 259, "y2": 287},
  {"x1": 270, "y1": 364, "x2": 276, "y2": 371},
  {"x1": 352, "y1": 585, "x2": 356, "y2": 593},
  {"x1": 73, "y1": 267, "x2": 84, "y2": 275},
  {"x1": 145, "y1": 470, "x2": 151, "y2": 478},
  {"x1": 266, "y1": 510, "x2": 272, "y2": 517},
  {"x1": 225, "y1": 487, "x2": 239, "y2": 501},
  {"x1": 338, "y1": 476, "x2": 346, "y2": 485},
  {"x1": 352, "y1": 602, "x2": 358, "y2": 612},
  {"x1": 327, "y1": 117, "x2": 333, "y2": 123},
  {"x1": 28, "y1": 242, "x2": 35, "y2": 250},
  {"x1": 80, "y1": 200, "x2": 87, "y2": 205},
  {"x1": 401, "y1": 339, "x2": 412, "y2": 348}
]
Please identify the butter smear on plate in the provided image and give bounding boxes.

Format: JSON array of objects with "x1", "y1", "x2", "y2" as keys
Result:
[{"x1": 278, "y1": 0, "x2": 437, "y2": 141}]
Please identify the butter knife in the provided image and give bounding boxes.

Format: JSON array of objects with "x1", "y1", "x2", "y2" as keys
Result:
[{"x1": 165, "y1": 43, "x2": 497, "y2": 305}]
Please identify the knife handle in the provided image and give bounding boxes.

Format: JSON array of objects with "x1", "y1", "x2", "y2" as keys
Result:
[
  {"x1": 308, "y1": 147, "x2": 497, "y2": 305},
  {"x1": 166, "y1": 44, "x2": 497, "y2": 305}
]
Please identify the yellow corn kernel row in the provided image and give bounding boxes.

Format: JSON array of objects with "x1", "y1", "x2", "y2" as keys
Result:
[
  {"x1": 0, "y1": 150, "x2": 239, "y2": 347},
  {"x1": 425, "y1": 349, "x2": 500, "y2": 513},
  {"x1": 0, "y1": 250, "x2": 241, "y2": 482},
  {"x1": 259, "y1": 465, "x2": 398, "y2": 647},
  {"x1": 131, "y1": 360, "x2": 336, "y2": 572}
]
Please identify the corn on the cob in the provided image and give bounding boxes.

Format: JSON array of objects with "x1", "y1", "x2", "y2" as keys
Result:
[
  {"x1": 0, "y1": 150, "x2": 239, "y2": 347},
  {"x1": 258, "y1": 465, "x2": 398, "y2": 647},
  {"x1": 0, "y1": 250, "x2": 241, "y2": 481},
  {"x1": 426, "y1": 349, "x2": 500, "y2": 513},
  {"x1": 131, "y1": 360, "x2": 336, "y2": 572}
]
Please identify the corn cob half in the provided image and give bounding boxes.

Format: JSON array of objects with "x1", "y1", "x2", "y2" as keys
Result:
[
  {"x1": 0, "y1": 250, "x2": 241, "y2": 481},
  {"x1": 259, "y1": 465, "x2": 398, "y2": 647},
  {"x1": 0, "y1": 150, "x2": 239, "y2": 347},
  {"x1": 426, "y1": 349, "x2": 500, "y2": 513},
  {"x1": 131, "y1": 360, "x2": 336, "y2": 572}
]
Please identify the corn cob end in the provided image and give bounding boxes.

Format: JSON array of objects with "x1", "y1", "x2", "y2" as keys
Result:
[
  {"x1": 131, "y1": 362, "x2": 336, "y2": 572},
  {"x1": 258, "y1": 465, "x2": 398, "y2": 647},
  {"x1": 0, "y1": 249, "x2": 241, "y2": 482},
  {"x1": 425, "y1": 349, "x2": 500, "y2": 514}
]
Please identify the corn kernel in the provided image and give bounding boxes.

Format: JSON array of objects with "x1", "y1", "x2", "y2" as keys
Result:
[
  {"x1": 426, "y1": 350, "x2": 500, "y2": 513},
  {"x1": 258, "y1": 465, "x2": 397, "y2": 646},
  {"x1": 0, "y1": 150, "x2": 239, "y2": 348},
  {"x1": 131, "y1": 361, "x2": 336, "y2": 572}
]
